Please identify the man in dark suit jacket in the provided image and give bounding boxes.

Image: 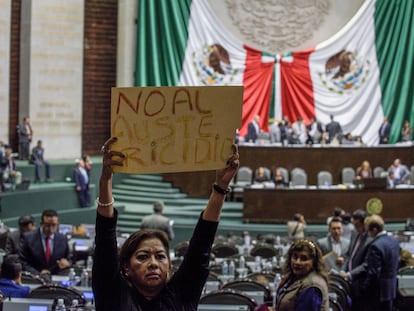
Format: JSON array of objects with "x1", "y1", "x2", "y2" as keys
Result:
[
  {"x1": 361, "y1": 215, "x2": 400, "y2": 311},
  {"x1": 6, "y1": 215, "x2": 35, "y2": 255},
  {"x1": 245, "y1": 115, "x2": 260, "y2": 143},
  {"x1": 340, "y1": 209, "x2": 373, "y2": 311},
  {"x1": 378, "y1": 116, "x2": 391, "y2": 144},
  {"x1": 19, "y1": 209, "x2": 71, "y2": 281},
  {"x1": 30, "y1": 140, "x2": 52, "y2": 183},
  {"x1": 73, "y1": 159, "x2": 91, "y2": 207},
  {"x1": 325, "y1": 114, "x2": 343, "y2": 144}
]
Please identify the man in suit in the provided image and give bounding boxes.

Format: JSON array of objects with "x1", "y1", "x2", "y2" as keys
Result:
[
  {"x1": 360, "y1": 215, "x2": 400, "y2": 311},
  {"x1": 19, "y1": 209, "x2": 71, "y2": 281},
  {"x1": 317, "y1": 217, "x2": 350, "y2": 272},
  {"x1": 6, "y1": 215, "x2": 36, "y2": 255},
  {"x1": 30, "y1": 140, "x2": 52, "y2": 183},
  {"x1": 340, "y1": 209, "x2": 373, "y2": 311},
  {"x1": 73, "y1": 158, "x2": 91, "y2": 207},
  {"x1": 141, "y1": 201, "x2": 175, "y2": 240},
  {"x1": 245, "y1": 115, "x2": 261, "y2": 143},
  {"x1": 18, "y1": 116, "x2": 33, "y2": 160},
  {"x1": 378, "y1": 116, "x2": 391, "y2": 144},
  {"x1": 325, "y1": 114, "x2": 343, "y2": 144}
]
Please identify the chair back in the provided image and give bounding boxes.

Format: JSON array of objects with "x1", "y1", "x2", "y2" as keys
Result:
[
  {"x1": 21, "y1": 271, "x2": 47, "y2": 286},
  {"x1": 29, "y1": 285, "x2": 85, "y2": 307},
  {"x1": 373, "y1": 166, "x2": 385, "y2": 177},
  {"x1": 236, "y1": 166, "x2": 253, "y2": 185},
  {"x1": 341, "y1": 167, "x2": 355, "y2": 185},
  {"x1": 221, "y1": 279, "x2": 272, "y2": 305},
  {"x1": 212, "y1": 243, "x2": 238, "y2": 258},
  {"x1": 199, "y1": 288, "x2": 257, "y2": 311},
  {"x1": 291, "y1": 169, "x2": 307, "y2": 187},
  {"x1": 174, "y1": 240, "x2": 189, "y2": 258},
  {"x1": 317, "y1": 171, "x2": 333, "y2": 187},
  {"x1": 250, "y1": 243, "x2": 279, "y2": 259}
]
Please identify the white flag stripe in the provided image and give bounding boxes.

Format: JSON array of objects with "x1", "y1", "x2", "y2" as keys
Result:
[
  {"x1": 179, "y1": 0, "x2": 247, "y2": 86},
  {"x1": 311, "y1": 0, "x2": 383, "y2": 145}
]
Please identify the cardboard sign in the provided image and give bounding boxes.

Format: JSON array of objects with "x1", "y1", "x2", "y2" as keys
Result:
[{"x1": 110, "y1": 86, "x2": 243, "y2": 174}]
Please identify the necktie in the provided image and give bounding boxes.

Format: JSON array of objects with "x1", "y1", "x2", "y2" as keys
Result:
[
  {"x1": 45, "y1": 236, "x2": 51, "y2": 264},
  {"x1": 348, "y1": 234, "x2": 362, "y2": 271}
]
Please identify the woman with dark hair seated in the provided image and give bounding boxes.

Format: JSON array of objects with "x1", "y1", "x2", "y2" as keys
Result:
[
  {"x1": 93, "y1": 137, "x2": 239, "y2": 310},
  {"x1": 0, "y1": 254, "x2": 30, "y2": 298}
]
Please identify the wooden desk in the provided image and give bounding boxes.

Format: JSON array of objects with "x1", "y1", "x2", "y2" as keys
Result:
[{"x1": 242, "y1": 188, "x2": 414, "y2": 223}]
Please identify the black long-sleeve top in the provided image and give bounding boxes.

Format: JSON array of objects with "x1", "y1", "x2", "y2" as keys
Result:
[{"x1": 92, "y1": 210, "x2": 218, "y2": 311}]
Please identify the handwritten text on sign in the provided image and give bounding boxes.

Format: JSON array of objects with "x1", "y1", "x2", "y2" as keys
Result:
[{"x1": 111, "y1": 86, "x2": 243, "y2": 174}]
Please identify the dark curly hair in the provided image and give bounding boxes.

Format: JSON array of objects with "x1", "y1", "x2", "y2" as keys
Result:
[{"x1": 282, "y1": 239, "x2": 328, "y2": 284}]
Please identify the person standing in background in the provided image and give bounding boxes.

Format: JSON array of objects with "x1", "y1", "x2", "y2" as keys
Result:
[
  {"x1": 378, "y1": 116, "x2": 391, "y2": 144},
  {"x1": 400, "y1": 120, "x2": 412, "y2": 142},
  {"x1": 141, "y1": 201, "x2": 175, "y2": 241},
  {"x1": 18, "y1": 117, "x2": 33, "y2": 160},
  {"x1": 325, "y1": 114, "x2": 343, "y2": 144},
  {"x1": 73, "y1": 159, "x2": 91, "y2": 207},
  {"x1": 360, "y1": 215, "x2": 400, "y2": 311},
  {"x1": 82, "y1": 154, "x2": 93, "y2": 177},
  {"x1": 245, "y1": 115, "x2": 261, "y2": 143},
  {"x1": 30, "y1": 140, "x2": 52, "y2": 183},
  {"x1": 6, "y1": 215, "x2": 36, "y2": 255},
  {"x1": 340, "y1": 209, "x2": 372, "y2": 311}
]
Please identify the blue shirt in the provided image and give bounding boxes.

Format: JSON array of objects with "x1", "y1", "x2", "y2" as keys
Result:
[{"x1": 0, "y1": 278, "x2": 30, "y2": 298}]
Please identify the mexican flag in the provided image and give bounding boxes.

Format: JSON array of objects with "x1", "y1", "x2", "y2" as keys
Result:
[{"x1": 135, "y1": 0, "x2": 414, "y2": 145}]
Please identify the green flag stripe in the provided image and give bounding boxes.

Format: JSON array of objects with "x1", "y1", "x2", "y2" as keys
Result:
[
  {"x1": 135, "y1": 0, "x2": 192, "y2": 86},
  {"x1": 375, "y1": 0, "x2": 414, "y2": 143}
]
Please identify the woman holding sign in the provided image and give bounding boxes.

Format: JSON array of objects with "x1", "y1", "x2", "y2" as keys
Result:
[{"x1": 92, "y1": 137, "x2": 239, "y2": 311}]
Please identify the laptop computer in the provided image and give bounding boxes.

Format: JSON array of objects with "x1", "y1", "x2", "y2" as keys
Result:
[{"x1": 353, "y1": 177, "x2": 387, "y2": 190}]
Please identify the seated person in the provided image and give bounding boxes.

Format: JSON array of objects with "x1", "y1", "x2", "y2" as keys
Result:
[
  {"x1": 272, "y1": 167, "x2": 287, "y2": 188},
  {"x1": 19, "y1": 209, "x2": 71, "y2": 282},
  {"x1": 1, "y1": 148, "x2": 22, "y2": 187},
  {"x1": 30, "y1": 140, "x2": 52, "y2": 183},
  {"x1": 0, "y1": 254, "x2": 30, "y2": 298},
  {"x1": 254, "y1": 167, "x2": 270, "y2": 183},
  {"x1": 356, "y1": 160, "x2": 373, "y2": 179}
]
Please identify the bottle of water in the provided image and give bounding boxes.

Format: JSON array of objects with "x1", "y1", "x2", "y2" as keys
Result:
[
  {"x1": 86, "y1": 255, "x2": 93, "y2": 270},
  {"x1": 80, "y1": 268, "x2": 89, "y2": 287},
  {"x1": 239, "y1": 255, "x2": 245, "y2": 269},
  {"x1": 221, "y1": 260, "x2": 228, "y2": 275},
  {"x1": 68, "y1": 299, "x2": 79, "y2": 311},
  {"x1": 55, "y1": 298, "x2": 67, "y2": 311},
  {"x1": 229, "y1": 260, "x2": 235, "y2": 278},
  {"x1": 68, "y1": 267, "x2": 77, "y2": 287},
  {"x1": 274, "y1": 273, "x2": 282, "y2": 307}
]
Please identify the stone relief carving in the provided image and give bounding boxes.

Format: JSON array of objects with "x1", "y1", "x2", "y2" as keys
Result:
[{"x1": 225, "y1": 0, "x2": 331, "y2": 53}]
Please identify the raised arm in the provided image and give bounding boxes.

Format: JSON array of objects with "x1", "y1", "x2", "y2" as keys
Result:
[
  {"x1": 202, "y1": 144, "x2": 239, "y2": 222},
  {"x1": 96, "y1": 137, "x2": 125, "y2": 217}
]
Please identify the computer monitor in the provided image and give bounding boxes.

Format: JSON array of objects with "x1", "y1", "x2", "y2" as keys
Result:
[
  {"x1": 59, "y1": 224, "x2": 73, "y2": 236},
  {"x1": 80, "y1": 223, "x2": 96, "y2": 239},
  {"x1": 3, "y1": 298, "x2": 54, "y2": 311},
  {"x1": 198, "y1": 305, "x2": 249, "y2": 311}
]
